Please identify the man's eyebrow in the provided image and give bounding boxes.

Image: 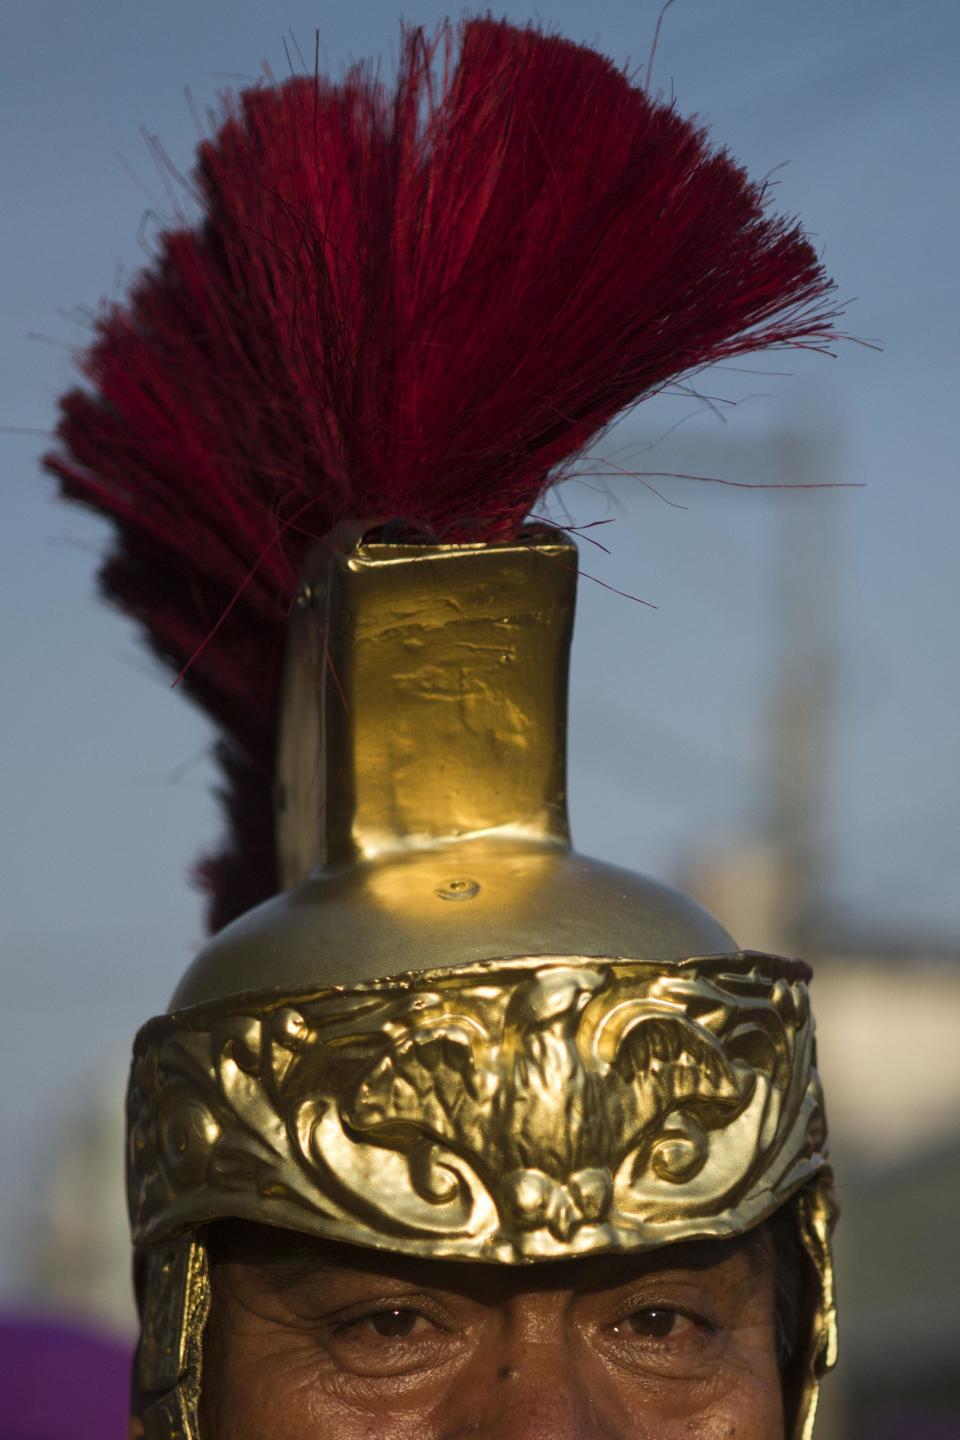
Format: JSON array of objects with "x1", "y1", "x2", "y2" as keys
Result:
[
  {"x1": 254, "y1": 1257, "x2": 349, "y2": 1295},
  {"x1": 207, "y1": 1221, "x2": 433, "y2": 1296},
  {"x1": 207, "y1": 1218, "x2": 773, "y2": 1299},
  {"x1": 612, "y1": 1231, "x2": 767, "y2": 1279},
  {"x1": 209, "y1": 1222, "x2": 332, "y2": 1284}
]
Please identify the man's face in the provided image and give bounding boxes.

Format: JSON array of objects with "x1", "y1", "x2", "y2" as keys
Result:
[{"x1": 186, "y1": 1222, "x2": 786, "y2": 1440}]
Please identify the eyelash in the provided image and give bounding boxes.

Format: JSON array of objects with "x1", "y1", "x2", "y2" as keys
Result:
[
  {"x1": 328, "y1": 1302, "x2": 715, "y2": 1345},
  {"x1": 330, "y1": 1303, "x2": 444, "y2": 1340},
  {"x1": 611, "y1": 1304, "x2": 717, "y2": 1341}
]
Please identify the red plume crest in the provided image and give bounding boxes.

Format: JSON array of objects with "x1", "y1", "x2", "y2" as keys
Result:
[{"x1": 47, "y1": 18, "x2": 841, "y2": 931}]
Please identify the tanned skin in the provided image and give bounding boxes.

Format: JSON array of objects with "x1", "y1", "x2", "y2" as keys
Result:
[{"x1": 131, "y1": 1222, "x2": 785, "y2": 1440}]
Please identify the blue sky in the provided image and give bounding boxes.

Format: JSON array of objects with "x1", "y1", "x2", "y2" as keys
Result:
[{"x1": 1, "y1": 0, "x2": 958, "y2": 1302}]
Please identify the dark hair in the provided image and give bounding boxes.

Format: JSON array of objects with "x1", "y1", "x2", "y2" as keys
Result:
[{"x1": 768, "y1": 1199, "x2": 806, "y2": 1372}]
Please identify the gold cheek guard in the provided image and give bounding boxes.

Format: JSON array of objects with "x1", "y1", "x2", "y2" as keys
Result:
[{"x1": 127, "y1": 533, "x2": 837, "y2": 1439}]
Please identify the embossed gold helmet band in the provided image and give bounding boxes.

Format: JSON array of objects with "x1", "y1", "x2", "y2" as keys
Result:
[{"x1": 130, "y1": 953, "x2": 826, "y2": 1259}]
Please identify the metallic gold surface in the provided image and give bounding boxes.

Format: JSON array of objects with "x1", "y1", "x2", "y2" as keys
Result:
[
  {"x1": 132, "y1": 951, "x2": 826, "y2": 1258},
  {"x1": 175, "y1": 535, "x2": 733, "y2": 1008},
  {"x1": 278, "y1": 528, "x2": 577, "y2": 883},
  {"x1": 796, "y1": 1177, "x2": 840, "y2": 1440},
  {"x1": 175, "y1": 841, "x2": 737, "y2": 1007},
  {"x1": 138, "y1": 1240, "x2": 208, "y2": 1440},
  {"x1": 128, "y1": 533, "x2": 836, "y2": 1436}
]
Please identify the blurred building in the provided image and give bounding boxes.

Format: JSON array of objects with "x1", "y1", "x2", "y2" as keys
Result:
[
  {"x1": 692, "y1": 836, "x2": 960, "y2": 1438},
  {"x1": 832, "y1": 1136, "x2": 960, "y2": 1440},
  {"x1": 23, "y1": 1060, "x2": 136, "y2": 1338},
  {"x1": 681, "y1": 422, "x2": 960, "y2": 1437}
]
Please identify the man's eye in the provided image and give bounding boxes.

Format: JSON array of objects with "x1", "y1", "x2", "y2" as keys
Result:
[
  {"x1": 324, "y1": 1304, "x2": 452, "y2": 1377},
  {"x1": 353, "y1": 1308, "x2": 430, "y2": 1339},
  {"x1": 616, "y1": 1308, "x2": 694, "y2": 1339}
]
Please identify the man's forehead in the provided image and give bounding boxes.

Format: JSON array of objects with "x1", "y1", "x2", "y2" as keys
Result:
[{"x1": 209, "y1": 1220, "x2": 770, "y2": 1298}]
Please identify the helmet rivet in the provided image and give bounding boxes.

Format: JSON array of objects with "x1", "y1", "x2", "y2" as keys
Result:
[{"x1": 435, "y1": 877, "x2": 480, "y2": 901}]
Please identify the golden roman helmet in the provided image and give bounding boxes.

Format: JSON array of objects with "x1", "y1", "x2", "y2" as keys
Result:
[
  {"x1": 127, "y1": 525, "x2": 836, "y2": 1440},
  {"x1": 42, "y1": 17, "x2": 847, "y2": 1438}
]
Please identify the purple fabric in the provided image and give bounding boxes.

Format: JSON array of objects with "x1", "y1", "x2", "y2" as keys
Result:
[{"x1": 0, "y1": 1315, "x2": 131, "y2": 1439}]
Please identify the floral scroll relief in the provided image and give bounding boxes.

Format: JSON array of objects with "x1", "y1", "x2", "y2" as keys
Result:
[{"x1": 128, "y1": 955, "x2": 828, "y2": 1260}]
